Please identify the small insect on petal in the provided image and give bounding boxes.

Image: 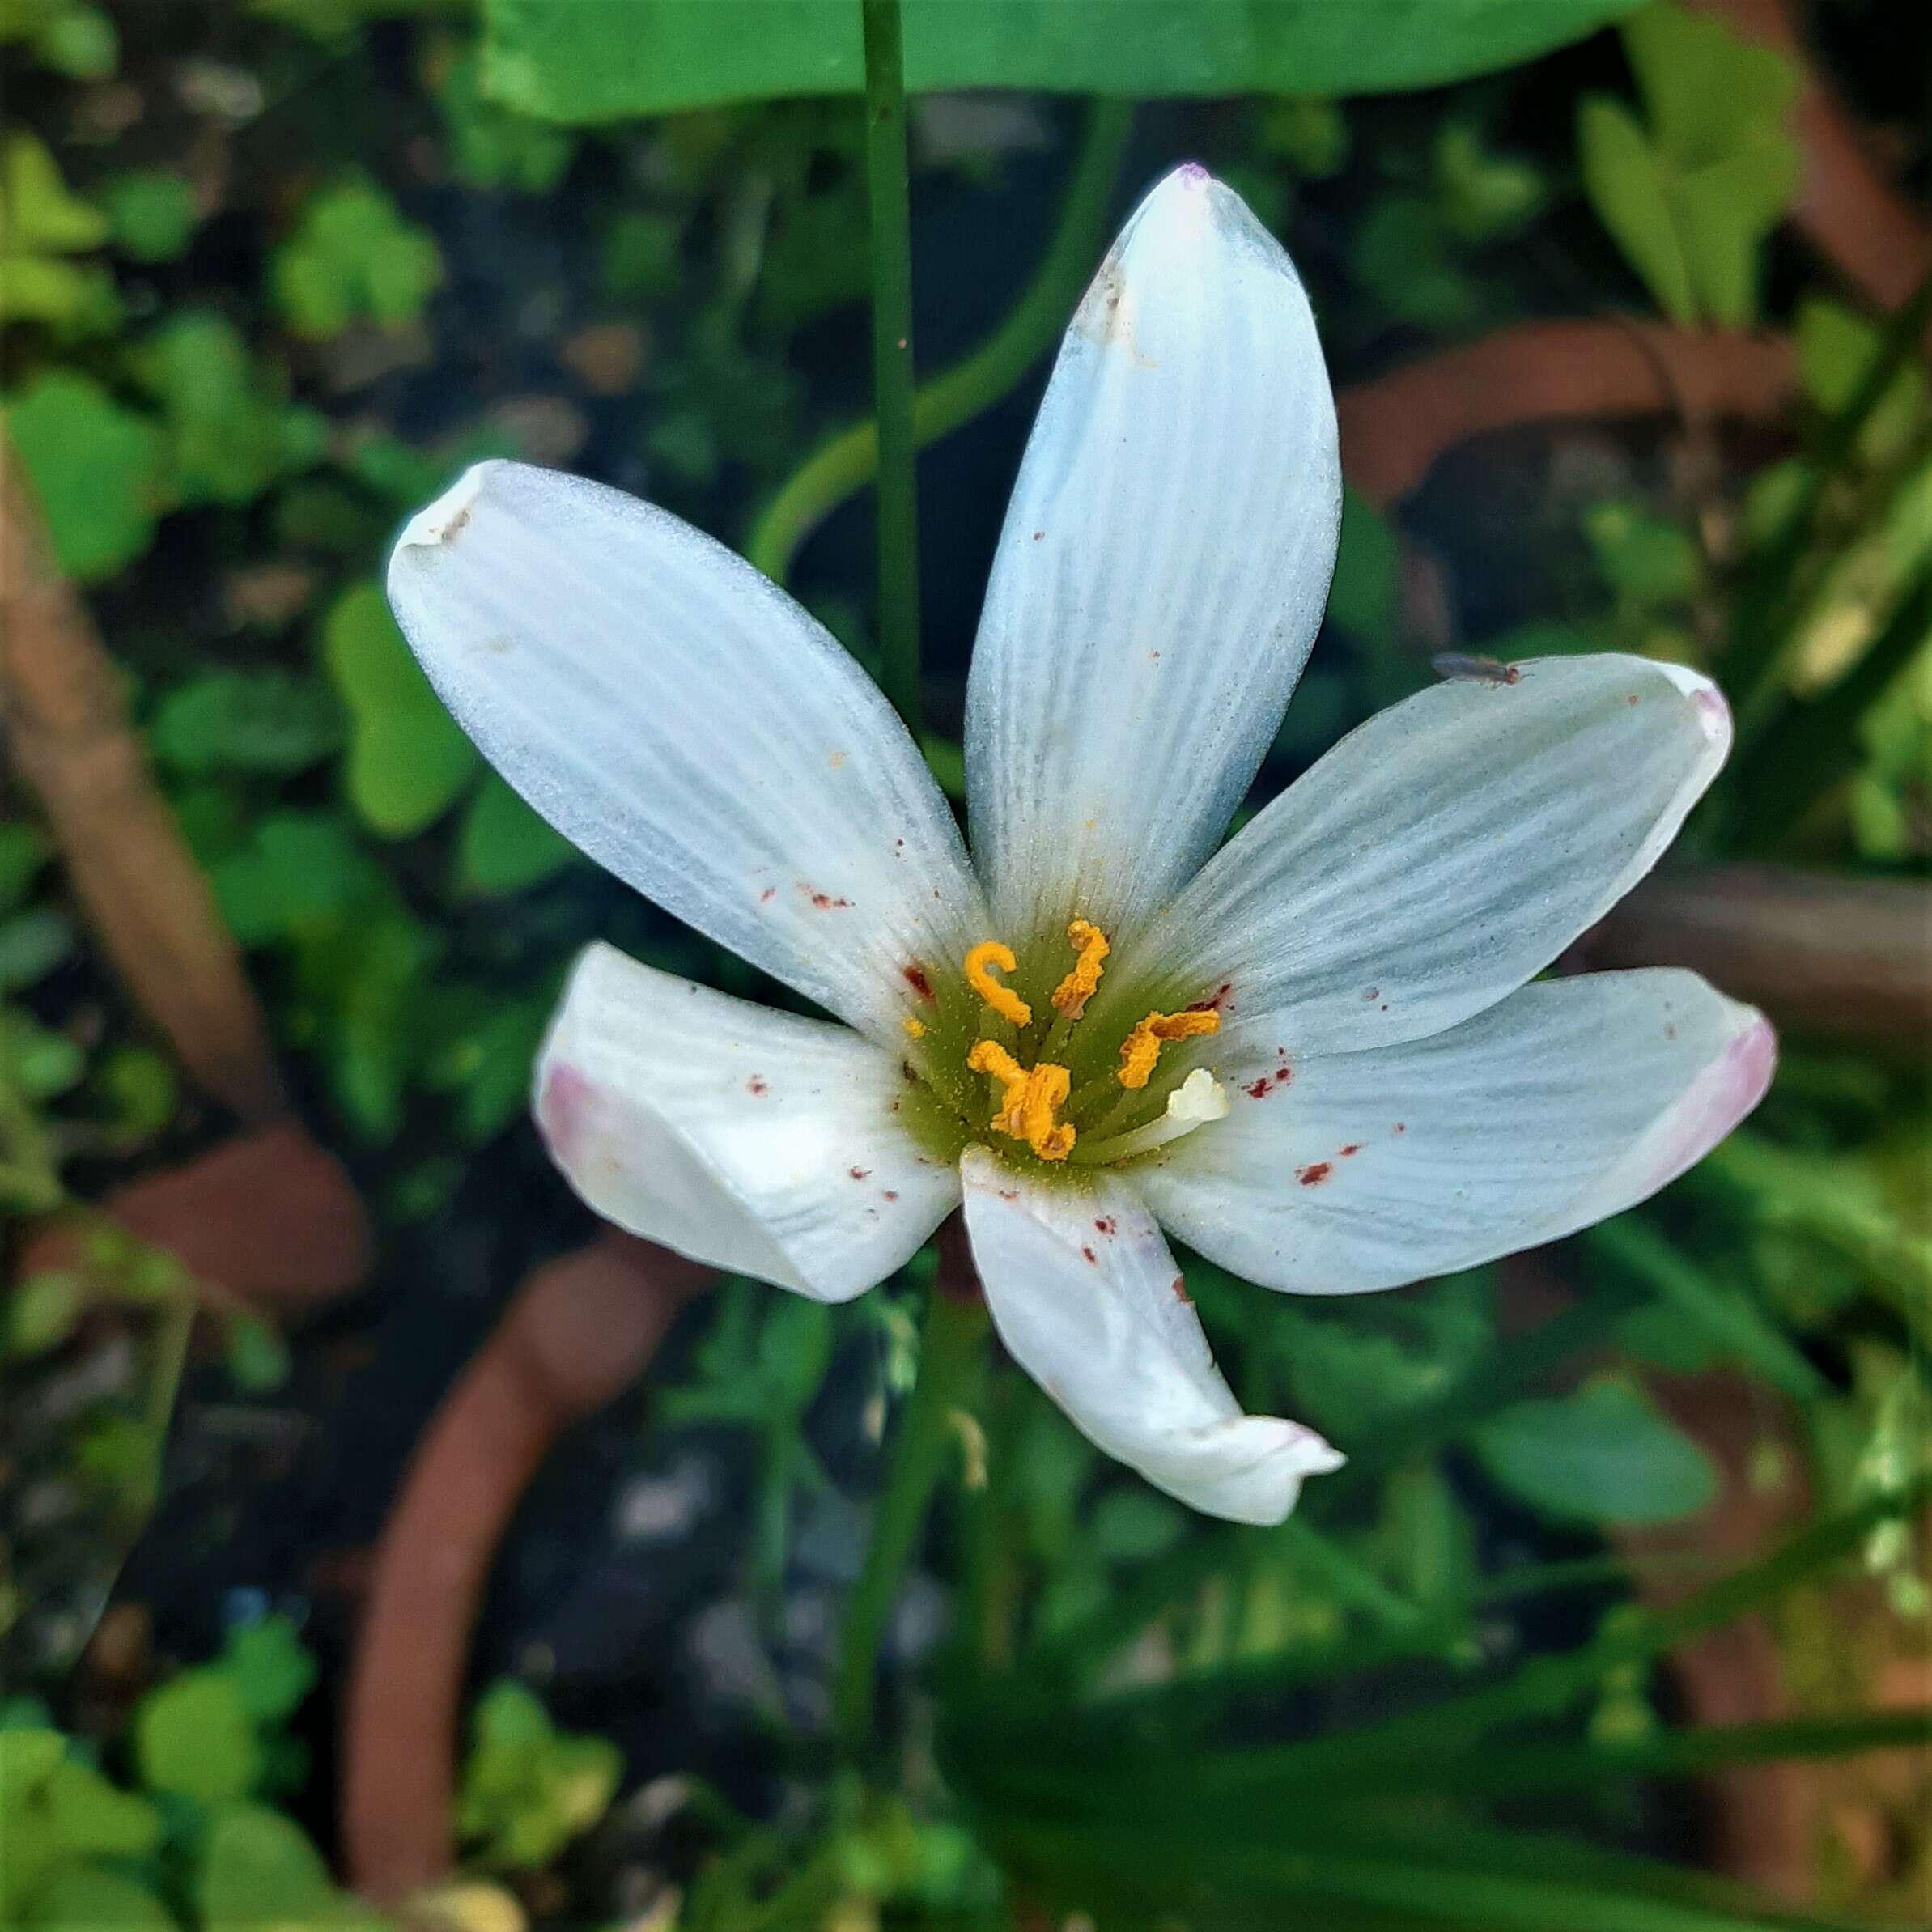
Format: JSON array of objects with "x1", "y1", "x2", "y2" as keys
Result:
[{"x1": 1432, "y1": 652, "x2": 1520, "y2": 686}]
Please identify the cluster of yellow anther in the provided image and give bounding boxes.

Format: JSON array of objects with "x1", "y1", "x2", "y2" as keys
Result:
[
  {"x1": 960, "y1": 918, "x2": 1221, "y2": 1163},
  {"x1": 1116, "y1": 1008, "x2": 1221, "y2": 1089},
  {"x1": 966, "y1": 1041, "x2": 1075, "y2": 1161},
  {"x1": 1050, "y1": 918, "x2": 1110, "y2": 1020},
  {"x1": 963, "y1": 940, "x2": 1031, "y2": 1027}
]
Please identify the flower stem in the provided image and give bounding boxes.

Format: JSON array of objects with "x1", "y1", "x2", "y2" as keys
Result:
[
  {"x1": 832, "y1": 1235, "x2": 987, "y2": 1757},
  {"x1": 746, "y1": 97, "x2": 1134, "y2": 588},
  {"x1": 860, "y1": 0, "x2": 923, "y2": 738}
]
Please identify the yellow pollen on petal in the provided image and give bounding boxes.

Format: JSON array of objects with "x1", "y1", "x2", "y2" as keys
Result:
[
  {"x1": 964, "y1": 939, "x2": 1032, "y2": 1027},
  {"x1": 902, "y1": 1016, "x2": 926, "y2": 1039},
  {"x1": 1117, "y1": 1007, "x2": 1221, "y2": 1090},
  {"x1": 1050, "y1": 918, "x2": 1110, "y2": 1020},
  {"x1": 968, "y1": 1038, "x2": 1076, "y2": 1162}
]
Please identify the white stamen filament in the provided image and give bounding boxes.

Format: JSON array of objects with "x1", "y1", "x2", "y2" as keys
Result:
[{"x1": 1069, "y1": 1068, "x2": 1229, "y2": 1166}]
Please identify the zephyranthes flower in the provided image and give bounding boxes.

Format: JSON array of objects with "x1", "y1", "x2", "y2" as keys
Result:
[{"x1": 386, "y1": 165, "x2": 1773, "y2": 1526}]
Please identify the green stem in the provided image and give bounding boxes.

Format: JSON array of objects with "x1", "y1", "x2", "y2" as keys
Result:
[
  {"x1": 1585, "y1": 1217, "x2": 1828, "y2": 1402},
  {"x1": 1277, "y1": 1518, "x2": 1429, "y2": 1633},
  {"x1": 831, "y1": 1275, "x2": 987, "y2": 1756},
  {"x1": 859, "y1": 0, "x2": 922, "y2": 737},
  {"x1": 745, "y1": 97, "x2": 1133, "y2": 588},
  {"x1": 1733, "y1": 545, "x2": 1932, "y2": 847},
  {"x1": 1726, "y1": 264, "x2": 1932, "y2": 731}
]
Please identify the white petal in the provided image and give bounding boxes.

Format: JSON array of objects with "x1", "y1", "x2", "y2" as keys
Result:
[
  {"x1": 1137, "y1": 970, "x2": 1773, "y2": 1296},
  {"x1": 1117, "y1": 654, "x2": 1732, "y2": 1058},
  {"x1": 959, "y1": 1147, "x2": 1342, "y2": 1523},
  {"x1": 963, "y1": 165, "x2": 1341, "y2": 940},
  {"x1": 535, "y1": 944, "x2": 959, "y2": 1302},
  {"x1": 389, "y1": 461, "x2": 983, "y2": 1042}
]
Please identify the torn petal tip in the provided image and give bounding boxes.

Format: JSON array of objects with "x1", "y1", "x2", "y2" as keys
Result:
[{"x1": 394, "y1": 461, "x2": 495, "y2": 553}]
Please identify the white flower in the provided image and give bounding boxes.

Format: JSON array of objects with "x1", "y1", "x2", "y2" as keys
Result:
[{"x1": 386, "y1": 165, "x2": 1773, "y2": 1526}]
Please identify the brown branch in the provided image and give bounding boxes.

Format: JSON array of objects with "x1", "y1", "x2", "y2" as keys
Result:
[
  {"x1": 341, "y1": 1234, "x2": 711, "y2": 1903},
  {"x1": 13, "y1": 1122, "x2": 372, "y2": 1317},
  {"x1": 1337, "y1": 321, "x2": 1799, "y2": 510},
  {"x1": 0, "y1": 443, "x2": 285, "y2": 1122},
  {"x1": 1688, "y1": 0, "x2": 1932, "y2": 318},
  {"x1": 1575, "y1": 864, "x2": 1932, "y2": 1049}
]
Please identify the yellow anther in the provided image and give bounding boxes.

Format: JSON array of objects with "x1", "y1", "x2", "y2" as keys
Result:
[
  {"x1": 902, "y1": 1016, "x2": 926, "y2": 1039},
  {"x1": 964, "y1": 939, "x2": 1032, "y2": 1026},
  {"x1": 1117, "y1": 1007, "x2": 1221, "y2": 1090},
  {"x1": 969, "y1": 1038, "x2": 1076, "y2": 1162},
  {"x1": 1051, "y1": 918, "x2": 1110, "y2": 1020}
]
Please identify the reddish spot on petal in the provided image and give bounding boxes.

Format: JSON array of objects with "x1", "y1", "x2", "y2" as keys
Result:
[
  {"x1": 1081, "y1": 1246, "x2": 1098, "y2": 1265},
  {"x1": 1093, "y1": 1217, "x2": 1116, "y2": 1236},
  {"x1": 747, "y1": 1076, "x2": 769, "y2": 1097},
  {"x1": 1363, "y1": 986, "x2": 1380, "y2": 1001},
  {"x1": 1170, "y1": 1274, "x2": 1191, "y2": 1305},
  {"x1": 798, "y1": 881, "x2": 851, "y2": 909},
  {"x1": 1338, "y1": 1143, "x2": 1361, "y2": 1158},
  {"x1": 1245, "y1": 1077, "x2": 1272, "y2": 1100},
  {"x1": 1032, "y1": 529, "x2": 1045, "y2": 541},
  {"x1": 849, "y1": 1166, "x2": 870, "y2": 1181},
  {"x1": 883, "y1": 1189, "x2": 898, "y2": 1202},
  {"x1": 1297, "y1": 1161, "x2": 1331, "y2": 1187},
  {"x1": 1394, "y1": 1122, "x2": 1407, "y2": 1134},
  {"x1": 902, "y1": 962, "x2": 936, "y2": 1004},
  {"x1": 759, "y1": 886, "x2": 777, "y2": 902}
]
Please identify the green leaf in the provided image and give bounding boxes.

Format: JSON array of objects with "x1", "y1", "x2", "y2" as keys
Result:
[
  {"x1": 3, "y1": 1273, "x2": 85, "y2": 1358},
  {"x1": 271, "y1": 179, "x2": 444, "y2": 338},
  {"x1": 1798, "y1": 297, "x2": 1928, "y2": 464},
  {"x1": 23, "y1": 1864, "x2": 174, "y2": 1932},
  {"x1": 1471, "y1": 1378, "x2": 1718, "y2": 1526},
  {"x1": 222, "y1": 1314, "x2": 292, "y2": 1393},
  {"x1": 134, "y1": 312, "x2": 329, "y2": 506},
  {"x1": 36, "y1": 1756, "x2": 162, "y2": 1859},
  {"x1": 0, "y1": 909, "x2": 75, "y2": 994},
  {"x1": 437, "y1": 40, "x2": 576, "y2": 192},
  {"x1": 483, "y1": 0, "x2": 1645, "y2": 121},
  {"x1": 1579, "y1": 3, "x2": 1798, "y2": 327},
  {"x1": 152, "y1": 669, "x2": 343, "y2": 776},
  {"x1": 456, "y1": 1679, "x2": 621, "y2": 1871},
  {"x1": 456, "y1": 775, "x2": 577, "y2": 895},
  {"x1": 322, "y1": 582, "x2": 478, "y2": 836},
  {"x1": 134, "y1": 1671, "x2": 260, "y2": 1804},
  {"x1": 195, "y1": 1805, "x2": 333, "y2": 1931},
  {"x1": 0, "y1": 824, "x2": 49, "y2": 911},
  {"x1": 101, "y1": 169, "x2": 197, "y2": 261},
  {"x1": 0, "y1": 134, "x2": 115, "y2": 326},
  {"x1": 0, "y1": 1011, "x2": 84, "y2": 1100},
  {"x1": 3, "y1": 372, "x2": 165, "y2": 581},
  {"x1": 211, "y1": 811, "x2": 383, "y2": 948},
  {"x1": 223, "y1": 1618, "x2": 317, "y2": 1725},
  {"x1": 1577, "y1": 96, "x2": 1695, "y2": 324}
]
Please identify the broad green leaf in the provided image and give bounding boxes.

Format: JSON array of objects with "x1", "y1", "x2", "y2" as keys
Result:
[
  {"x1": 436, "y1": 41, "x2": 576, "y2": 192},
  {"x1": 195, "y1": 1805, "x2": 333, "y2": 1931},
  {"x1": 456, "y1": 775, "x2": 577, "y2": 895},
  {"x1": 134, "y1": 312, "x2": 328, "y2": 505},
  {"x1": 0, "y1": 1011, "x2": 84, "y2": 1100},
  {"x1": 212, "y1": 811, "x2": 381, "y2": 946},
  {"x1": 101, "y1": 169, "x2": 197, "y2": 261},
  {"x1": 223, "y1": 1616, "x2": 318, "y2": 1725},
  {"x1": 1579, "y1": 3, "x2": 1798, "y2": 327},
  {"x1": 271, "y1": 179, "x2": 444, "y2": 338},
  {"x1": 322, "y1": 582, "x2": 478, "y2": 836},
  {"x1": 0, "y1": 134, "x2": 115, "y2": 327},
  {"x1": 1577, "y1": 96, "x2": 1694, "y2": 324},
  {"x1": 0, "y1": 823, "x2": 49, "y2": 911},
  {"x1": 2, "y1": 1273, "x2": 85, "y2": 1358},
  {"x1": 152, "y1": 669, "x2": 343, "y2": 775},
  {"x1": 23, "y1": 1865, "x2": 174, "y2": 1932},
  {"x1": 483, "y1": 0, "x2": 1646, "y2": 121},
  {"x1": 36, "y1": 1756, "x2": 162, "y2": 1858},
  {"x1": 3, "y1": 372, "x2": 165, "y2": 581},
  {"x1": 1471, "y1": 1377, "x2": 1718, "y2": 1526},
  {"x1": 134, "y1": 1671, "x2": 260, "y2": 1804},
  {"x1": 159, "y1": 328, "x2": 323, "y2": 493},
  {"x1": 0, "y1": 908, "x2": 75, "y2": 993},
  {"x1": 1797, "y1": 297, "x2": 1928, "y2": 464}
]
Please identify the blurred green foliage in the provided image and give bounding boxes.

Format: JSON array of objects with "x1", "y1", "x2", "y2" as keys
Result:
[{"x1": 2, "y1": 0, "x2": 1929, "y2": 1926}]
